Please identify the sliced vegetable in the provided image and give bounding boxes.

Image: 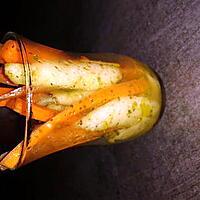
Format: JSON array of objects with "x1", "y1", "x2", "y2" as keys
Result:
[
  {"x1": 78, "y1": 96, "x2": 159, "y2": 141},
  {"x1": 5, "y1": 60, "x2": 122, "y2": 90},
  {"x1": 50, "y1": 90, "x2": 92, "y2": 106},
  {"x1": 0, "y1": 39, "x2": 72, "y2": 63}
]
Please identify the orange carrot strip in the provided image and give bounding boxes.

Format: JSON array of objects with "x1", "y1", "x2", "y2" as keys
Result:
[
  {"x1": 0, "y1": 87, "x2": 13, "y2": 95},
  {"x1": 0, "y1": 87, "x2": 57, "y2": 121},
  {"x1": 12, "y1": 98, "x2": 58, "y2": 121},
  {"x1": 0, "y1": 100, "x2": 7, "y2": 107},
  {"x1": 0, "y1": 98, "x2": 57, "y2": 121},
  {"x1": 1, "y1": 39, "x2": 77, "y2": 64},
  {"x1": 0, "y1": 87, "x2": 25, "y2": 101},
  {"x1": 0, "y1": 126, "x2": 106, "y2": 169}
]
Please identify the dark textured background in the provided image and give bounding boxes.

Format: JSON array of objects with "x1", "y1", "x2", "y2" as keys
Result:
[{"x1": 1, "y1": 0, "x2": 200, "y2": 199}]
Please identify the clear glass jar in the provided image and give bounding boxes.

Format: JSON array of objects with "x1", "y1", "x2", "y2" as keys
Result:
[{"x1": 0, "y1": 32, "x2": 163, "y2": 169}]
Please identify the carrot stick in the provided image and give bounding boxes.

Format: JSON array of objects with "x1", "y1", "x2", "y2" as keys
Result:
[
  {"x1": 12, "y1": 98, "x2": 58, "y2": 121},
  {"x1": 0, "y1": 87, "x2": 13, "y2": 95},
  {"x1": 0, "y1": 126, "x2": 106, "y2": 169},
  {"x1": 0, "y1": 87, "x2": 57, "y2": 121},
  {"x1": 1, "y1": 39, "x2": 78, "y2": 64},
  {"x1": 1, "y1": 98, "x2": 57, "y2": 121},
  {"x1": 0, "y1": 87, "x2": 25, "y2": 101}
]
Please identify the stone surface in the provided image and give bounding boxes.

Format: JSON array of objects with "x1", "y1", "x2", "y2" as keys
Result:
[{"x1": 1, "y1": 0, "x2": 200, "y2": 199}]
